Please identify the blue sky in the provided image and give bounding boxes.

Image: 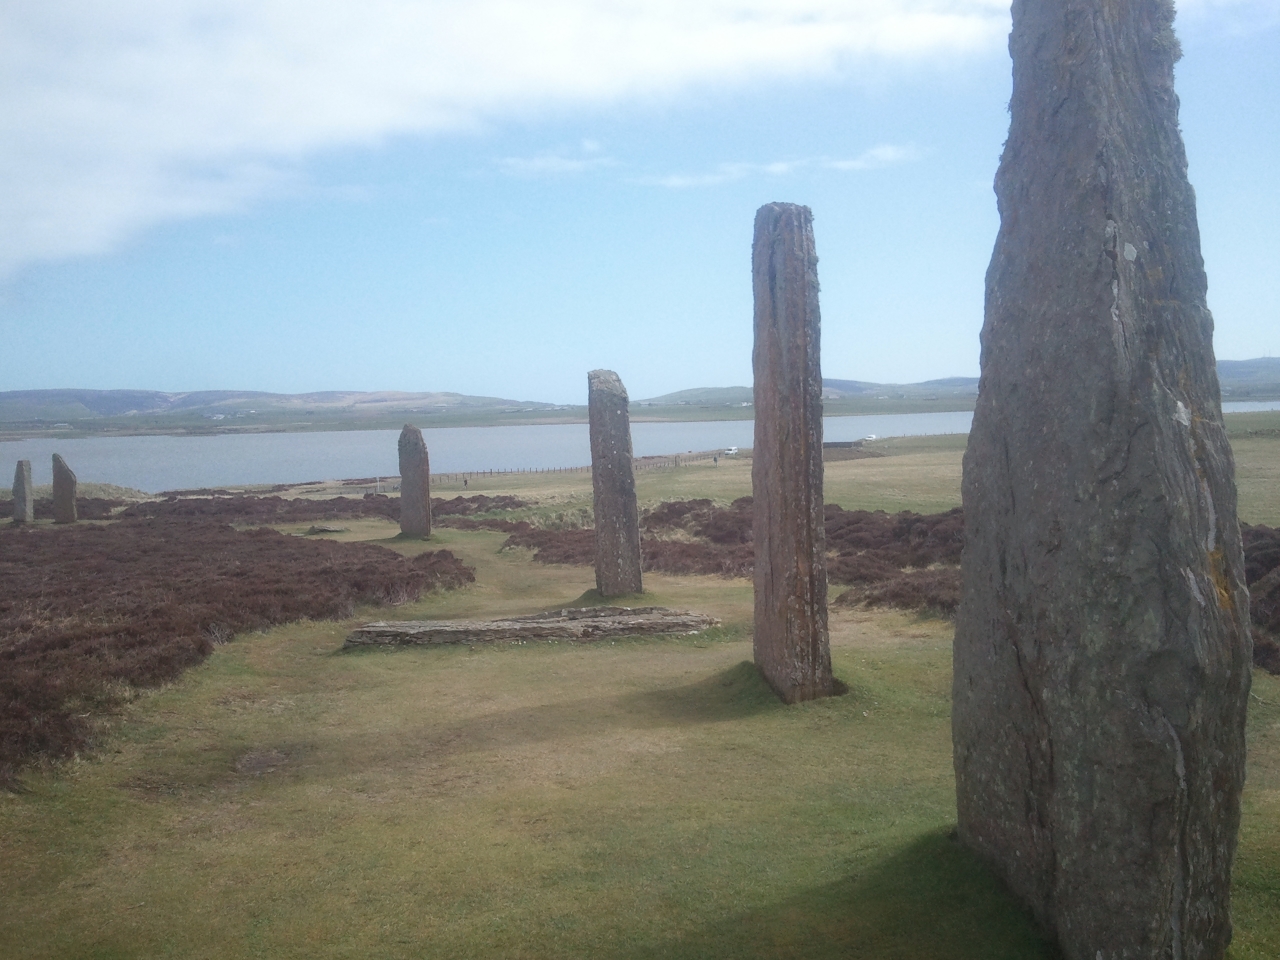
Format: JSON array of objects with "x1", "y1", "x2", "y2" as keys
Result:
[{"x1": 2, "y1": 1, "x2": 1277, "y2": 404}]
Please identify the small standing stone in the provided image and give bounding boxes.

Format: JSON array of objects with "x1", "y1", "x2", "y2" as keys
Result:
[
  {"x1": 12, "y1": 460, "x2": 34, "y2": 523},
  {"x1": 588, "y1": 369, "x2": 642, "y2": 597},
  {"x1": 52, "y1": 454, "x2": 77, "y2": 524},
  {"x1": 398, "y1": 425, "x2": 431, "y2": 538},
  {"x1": 751, "y1": 202, "x2": 834, "y2": 704}
]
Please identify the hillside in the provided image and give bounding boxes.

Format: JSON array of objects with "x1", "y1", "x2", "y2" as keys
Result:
[
  {"x1": 1219, "y1": 358, "x2": 1280, "y2": 398},
  {"x1": 0, "y1": 388, "x2": 557, "y2": 423},
  {"x1": 5, "y1": 358, "x2": 1276, "y2": 439},
  {"x1": 640, "y1": 358, "x2": 1280, "y2": 405}
]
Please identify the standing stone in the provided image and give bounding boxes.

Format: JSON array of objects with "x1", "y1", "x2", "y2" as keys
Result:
[
  {"x1": 12, "y1": 460, "x2": 34, "y2": 523},
  {"x1": 751, "y1": 203, "x2": 834, "y2": 704},
  {"x1": 953, "y1": 3, "x2": 1251, "y2": 958},
  {"x1": 588, "y1": 369, "x2": 642, "y2": 597},
  {"x1": 51, "y1": 454, "x2": 77, "y2": 524},
  {"x1": 398, "y1": 425, "x2": 431, "y2": 538}
]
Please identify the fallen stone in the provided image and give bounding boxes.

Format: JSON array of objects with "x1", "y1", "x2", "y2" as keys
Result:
[
  {"x1": 305, "y1": 524, "x2": 347, "y2": 535},
  {"x1": 398, "y1": 424, "x2": 431, "y2": 538},
  {"x1": 345, "y1": 606, "x2": 718, "y2": 646},
  {"x1": 51, "y1": 454, "x2": 77, "y2": 524},
  {"x1": 953, "y1": 2, "x2": 1251, "y2": 957},
  {"x1": 12, "y1": 460, "x2": 33, "y2": 524},
  {"x1": 750, "y1": 202, "x2": 834, "y2": 703},
  {"x1": 588, "y1": 369, "x2": 642, "y2": 597}
]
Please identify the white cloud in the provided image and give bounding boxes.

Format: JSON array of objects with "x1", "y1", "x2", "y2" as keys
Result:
[
  {"x1": 824, "y1": 144, "x2": 922, "y2": 171},
  {"x1": 2, "y1": 1, "x2": 1015, "y2": 275},
  {"x1": 638, "y1": 146, "x2": 920, "y2": 187},
  {"x1": 496, "y1": 143, "x2": 617, "y2": 177}
]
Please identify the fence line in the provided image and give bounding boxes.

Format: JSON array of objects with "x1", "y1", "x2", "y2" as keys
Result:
[
  {"x1": 427, "y1": 449, "x2": 725, "y2": 485},
  {"x1": 348, "y1": 449, "x2": 731, "y2": 492}
]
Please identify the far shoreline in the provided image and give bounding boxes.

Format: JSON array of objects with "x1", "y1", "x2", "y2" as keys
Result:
[{"x1": 1, "y1": 396, "x2": 979, "y2": 442}]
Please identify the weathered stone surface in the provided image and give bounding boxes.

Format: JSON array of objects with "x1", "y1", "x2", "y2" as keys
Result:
[
  {"x1": 12, "y1": 460, "x2": 33, "y2": 524},
  {"x1": 588, "y1": 369, "x2": 642, "y2": 597},
  {"x1": 953, "y1": 3, "x2": 1251, "y2": 958},
  {"x1": 398, "y1": 424, "x2": 431, "y2": 538},
  {"x1": 345, "y1": 606, "x2": 717, "y2": 646},
  {"x1": 51, "y1": 454, "x2": 77, "y2": 524},
  {"x1": 751, "y1": 203, "x2": 834, "y2": 704}
]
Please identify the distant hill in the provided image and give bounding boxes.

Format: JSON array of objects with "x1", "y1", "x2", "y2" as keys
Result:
[
  {"x1": 641, "y1": 358, "x2": 1280, "y2": 405},
  {"x1": 1218, "y1": 358, "x2": 1280, "y2": 397},
  {"x1": 636, "y1": 387, "x2": 754, "y2": 405},
  {"x1": 639, "y1": 378, "x2": 979, "y2": 405},
  {"x1": 820, "y1": 377, "x2": 980, "y2": 399},
  {"x1": 7, "y1": 356, "x2": 1277, "y2": 427},
  {"x1": 0, "y1": 389, "x2": 558, "y2": 423}
]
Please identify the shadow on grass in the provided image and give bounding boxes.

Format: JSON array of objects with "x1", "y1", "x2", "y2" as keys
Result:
[
  {"x1": 618, "y1": 829, "x2": 1055, "y2": 960},
  {"x1": 319, "y1": 659, "x2": 859, "y2": 775},
  {"x1": 561, "y1": 588, "x2": 648, "y2": 608},
  {"x1": 304, "y1": 661, "x2": 788, "y2": 774},
  {"x1": 619, "y1": 660, "x2": 784, "y2": 724}
]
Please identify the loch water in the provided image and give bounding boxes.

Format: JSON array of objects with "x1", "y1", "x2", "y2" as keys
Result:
[{"x1": 3, "y1": 403, "x2": 1275, "y2": 494}]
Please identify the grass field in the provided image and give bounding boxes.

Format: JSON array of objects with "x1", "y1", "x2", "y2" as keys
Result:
[{"x1": 2, "y1": 432, "x2": 1278, "y2": 959}]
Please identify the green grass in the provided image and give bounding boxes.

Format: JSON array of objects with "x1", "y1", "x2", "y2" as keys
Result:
[
  {"x1": 427, "y1": 441, "x2": 969, "y2": 516},
  {"x1": 0, "y1": 571, "x2": 1051, "y2": 959},
  {"x1": 2, "y1": 435, "x2": 1278, "y2": 959}
]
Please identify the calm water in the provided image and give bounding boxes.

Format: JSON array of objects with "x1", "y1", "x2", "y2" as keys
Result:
[
  {"x1": 3, "y1": 402, "x2": 1274, "y2": 494},
  {"x1": 1, "y1": 411, "x2": 973, "y2": 493}
]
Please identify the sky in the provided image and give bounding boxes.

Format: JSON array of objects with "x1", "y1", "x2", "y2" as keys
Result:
[{"x1": 2, "y1": 1, "x2": 1277, "y2": 405}]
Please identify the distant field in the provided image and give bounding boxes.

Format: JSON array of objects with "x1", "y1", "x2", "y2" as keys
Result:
[
  {"x1": 1, "y1": 431, "x2": 1277, "y2": 959},
  {"x1": 10, "y1": 359, "x2": 1280, "y2": 440},
  {"x1": 425, "y1": 423, "x2": 1280, "y2": 525},
  {"x1": 0, "y1": 398, "x2": 981, "y2": 440}
]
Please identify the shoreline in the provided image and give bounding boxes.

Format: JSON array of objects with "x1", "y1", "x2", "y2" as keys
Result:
[{"x1": 0, "y1": 397, "x2": 978, "y2": 441}]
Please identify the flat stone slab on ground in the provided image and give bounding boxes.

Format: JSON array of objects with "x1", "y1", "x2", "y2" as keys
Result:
[{"x1": 345, "y1": 606, "x2": 719, "y2": 646}]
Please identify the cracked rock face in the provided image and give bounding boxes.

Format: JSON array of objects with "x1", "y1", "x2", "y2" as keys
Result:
[
  {"x1": 953, "y1": 2, "x2": 1251, "y2": 958},
  {"x1": 398, "y1": 425, "x2": 431, "y2": 539},
  {"x1": 51, "y1": 454, "x2": 77, "y2": 524},
  {"x1": 588, "y1": 369, "x2": 642, "y2": 597},
  {"x1": 751, "y1": 203, "x2": 834, "y2": 704},
  {"x1": 12, "y1": 460, "x2": 33, "y2": 524}
]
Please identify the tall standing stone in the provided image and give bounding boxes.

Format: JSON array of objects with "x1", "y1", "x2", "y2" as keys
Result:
[
  {"x1": 588, "y1": 369, "x2": 642, "y2": 597},
  {"x1": 398, "y1": 425, "x2": 431, "y2": 539},
  {"x1": 51, "y1": 454, "x2": 77, "y2": 524},
  {"x1": 953, "y1": 3, "x2": 1251, "y2": 958},
  {"x1": 12, "y1": 460, "x2": 34, "y2": 523},
  {"x1": 751, "y1": 203, "x2": 834, "y2": 704}
]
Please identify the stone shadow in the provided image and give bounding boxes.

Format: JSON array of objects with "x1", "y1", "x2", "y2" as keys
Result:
[{"x1": 612, "y1": 828, "x2": 1055, "y2": 960}]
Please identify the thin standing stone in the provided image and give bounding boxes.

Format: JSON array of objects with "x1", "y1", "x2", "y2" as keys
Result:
[
  {"x1": 398, "y1": 424, "x2": 431, "y2": 539},
  {"x1": 751, "y1": 202, "x2": 834, "y2": 704},
  {"x1": 588, "y1": 369, "x2": 642, "y2": 597},
  {"x1": 12, "y1": 460, "x2": 34, "y2": 523},
  {"x1": 51, "y1": 454, "x2": 77, "y2": 524},
  {"x1": 953, "y1": 2, "x2": 1251, "y2": 957}
]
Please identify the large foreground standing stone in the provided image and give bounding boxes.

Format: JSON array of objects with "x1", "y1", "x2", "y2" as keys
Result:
[
  {"x1": 51, "y1": 454, "x2": 77, "y2": 524},
  {"x1": 953, "y1": 3, "x2": 1252, "y2": 958},
  {"x1": 588, "y1": 369, "x2": 642, "y2": 597},
  {"x1": 751, "y1": 203, "x2": 834, "y2": 704},
  {"x1": 398, "y1": 425, "x2": 431, "y2": 538},
  {"x1": 12, "y1": 460, "x2": 34, "y2": 523}
]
